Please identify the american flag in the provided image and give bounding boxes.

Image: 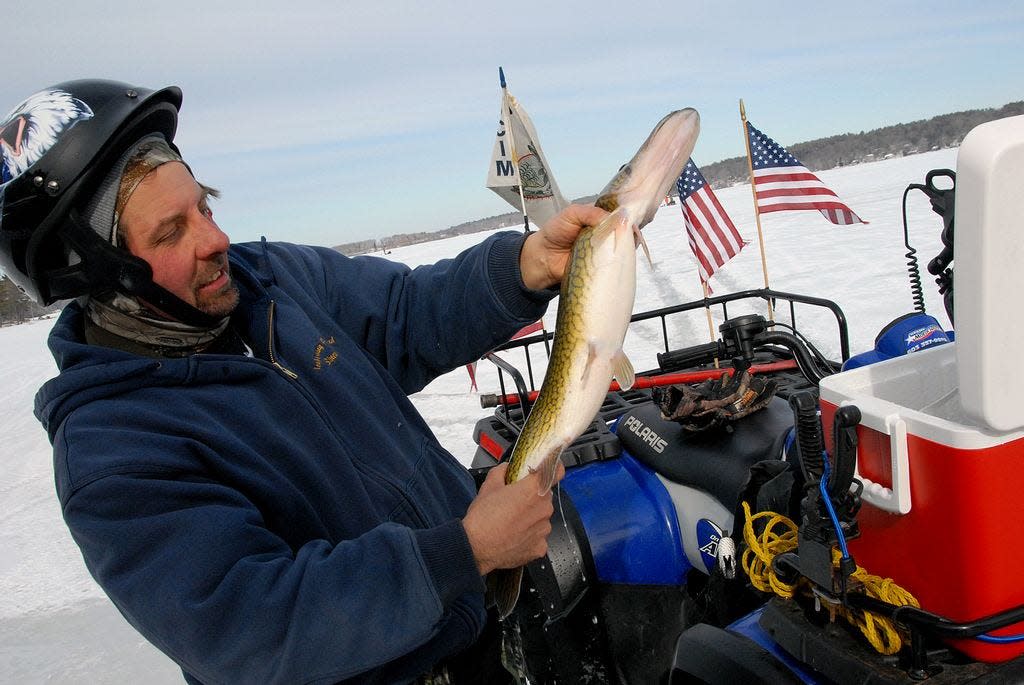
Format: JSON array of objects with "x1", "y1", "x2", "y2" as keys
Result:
[
  {"x1": 747, "y1": 122, "x2": 866, "y2": 225},
  {"x1": 676, "y1": 159, "x2": 746, "y2": 284}
]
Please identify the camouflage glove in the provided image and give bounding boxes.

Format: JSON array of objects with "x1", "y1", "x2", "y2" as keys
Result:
[{"x1": 652, "y1": 365, "x2": 778, "y2": 432}]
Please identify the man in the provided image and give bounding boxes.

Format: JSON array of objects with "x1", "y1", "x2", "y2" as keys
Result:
[{"x1": 0, "y1": 80, "x2": 607, "y2": 683}]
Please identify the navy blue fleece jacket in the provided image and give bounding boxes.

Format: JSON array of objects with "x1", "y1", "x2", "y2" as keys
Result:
[{"x1": 34, "y1": 233, "x2": 551, "y2": 684}]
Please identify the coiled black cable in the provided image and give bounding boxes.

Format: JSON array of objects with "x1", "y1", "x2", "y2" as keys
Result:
[{"x1": 902, "y1": 184, "x2": 927, "y2": 313}]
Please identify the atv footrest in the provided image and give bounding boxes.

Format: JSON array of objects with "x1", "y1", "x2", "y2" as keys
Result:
[{"x1": 670, "y1": 622, "x2": 804, "y2": 684}]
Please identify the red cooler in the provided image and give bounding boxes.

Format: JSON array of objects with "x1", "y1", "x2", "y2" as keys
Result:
[{"x1": 820, "y1": 343, "x2": 1024, "y2": 662}]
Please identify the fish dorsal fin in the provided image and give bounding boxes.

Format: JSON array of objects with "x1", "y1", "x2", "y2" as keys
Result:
[
  {"x1": 613, "y1": 349, "x2": 635, "y2": 390},
  {"x1": 489, "y1": 566, "x2": 524, "y2": 620}
]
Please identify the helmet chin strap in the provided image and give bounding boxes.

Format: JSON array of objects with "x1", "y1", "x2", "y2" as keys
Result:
[
  {"x1": 51, "y1": 209, "x2": 225, "y2": 329},
  {"x1": 119, "y1": 269, "x2": 226, "y2": 329}
]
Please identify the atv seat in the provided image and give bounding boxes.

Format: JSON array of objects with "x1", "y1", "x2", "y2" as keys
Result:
[{"x1": 615, "y1": 397, "x2": 793, "y2": 513}]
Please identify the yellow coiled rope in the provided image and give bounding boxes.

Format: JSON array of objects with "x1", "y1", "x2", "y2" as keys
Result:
[
  {"x1": 740, "y1": 503, "x2": 800, "y2": 598},
  {"x1": 740, "y1": 501, "x2": 920, "y2": 655}
]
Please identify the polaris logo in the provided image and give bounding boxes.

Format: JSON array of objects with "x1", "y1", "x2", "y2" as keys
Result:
[{"x1": 621, "y1": 416, "x2": 668, "y2": 453}]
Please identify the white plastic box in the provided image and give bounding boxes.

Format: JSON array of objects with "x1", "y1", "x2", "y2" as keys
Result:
[{"x1": 954, "y1": 114, "x2": 1024, "y2": 431}]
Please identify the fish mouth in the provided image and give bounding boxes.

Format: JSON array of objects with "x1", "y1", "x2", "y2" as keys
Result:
[{"x1": 595, "y1": 108, "x2": 700, "y2": 223}]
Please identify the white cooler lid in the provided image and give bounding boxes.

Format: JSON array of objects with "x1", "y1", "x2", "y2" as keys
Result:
[{"x1": 955, "y1": 114, "x2": 1024, "y2": 432}]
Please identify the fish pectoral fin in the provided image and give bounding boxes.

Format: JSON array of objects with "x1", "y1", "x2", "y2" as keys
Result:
[
  {"x1": 488, "y1": 566, "x2": 524, "y2": 620},
  {"x1": 613, "y1": 349, "x2": 636, "y2": 390},
  {"x1": 590, "y1": 207, "x2": 631, "y2": 243},
  {"x1": 635, "y1": 225, "x2": 654, "y2": 269}
]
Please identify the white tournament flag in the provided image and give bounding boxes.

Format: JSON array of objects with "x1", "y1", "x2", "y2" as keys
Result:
[{"x1": 486, "y1": 74, "x2": 567, "y2": 229}]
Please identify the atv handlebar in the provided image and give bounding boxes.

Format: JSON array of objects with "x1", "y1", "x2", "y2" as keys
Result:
[{"x1": 657, "y1": 314, "x2": 833, "y2": 387}]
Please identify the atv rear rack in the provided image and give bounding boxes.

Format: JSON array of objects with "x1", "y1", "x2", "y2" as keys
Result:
[
  {"x1": 472, "y1": 288, "x2": 849, "y2": 467},
  {"x1": 485, "y1": 287, "x2": 848, "y2": 415}
]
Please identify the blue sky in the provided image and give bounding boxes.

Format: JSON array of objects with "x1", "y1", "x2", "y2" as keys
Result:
[{"x1": 4, "y1": 1, "x2": 1022, "y2": 247}]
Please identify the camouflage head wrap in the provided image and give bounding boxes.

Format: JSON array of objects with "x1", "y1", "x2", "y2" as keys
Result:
[{"x1": 83, "y1": 133, "x2": 184, "y2": 247}]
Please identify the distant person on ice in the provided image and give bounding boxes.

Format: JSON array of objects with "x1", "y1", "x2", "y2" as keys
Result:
[{"x1": 0, "y1": 79, "x2": 608, "y2": 683}]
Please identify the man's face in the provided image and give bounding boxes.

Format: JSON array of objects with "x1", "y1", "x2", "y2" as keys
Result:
[{"x1": 119, "y1": 162, "x2": 239, "y2": 319}]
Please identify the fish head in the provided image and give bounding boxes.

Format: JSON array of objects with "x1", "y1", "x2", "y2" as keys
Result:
[{"x1": 595, "y1": 108, "x2": 700, "y2": 228}]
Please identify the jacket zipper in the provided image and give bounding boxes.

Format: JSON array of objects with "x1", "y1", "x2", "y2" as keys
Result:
[
  {"x1": 264, "y1": 300, "x2": 429, "y2": 525},
  {"x1": 266, "y1": 300, "x2": 299, "y2": 379}
]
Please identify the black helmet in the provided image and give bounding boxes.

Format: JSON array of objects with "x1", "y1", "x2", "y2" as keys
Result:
[{"x1": 0, "y1": 80, "x2": 226, "y2": 324}]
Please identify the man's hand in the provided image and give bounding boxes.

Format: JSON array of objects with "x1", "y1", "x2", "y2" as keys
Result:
[
  {"x1": 462, "y1": 462, "x2": 566, "y2": 576},
  {"x1": 519, "y1": 204, "x2": 609, "y2": 290}
]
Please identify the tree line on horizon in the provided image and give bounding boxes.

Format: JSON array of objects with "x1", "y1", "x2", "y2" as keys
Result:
[
  {"x1": 334, "y1": 100, "x2": 1023, "y2": 256},
  {"x1": 2, "y1": 101, "x2": 1020, "y2": 324},
  {"x1": 699, "y1": 100, "x2": 1024, "y2": 187},
  {"x1": 0, "y1": 276, "x2": 60, "y2": 326}
]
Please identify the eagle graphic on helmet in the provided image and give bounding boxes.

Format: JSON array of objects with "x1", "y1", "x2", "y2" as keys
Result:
[
  {"x1": 1, "y1": 79, "x2": 187, "y2": 311},
  {"x1": 0, "y1": 89, "x2": 94, "y2": 185}
]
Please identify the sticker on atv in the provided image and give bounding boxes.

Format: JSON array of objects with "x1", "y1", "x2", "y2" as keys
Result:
[{"x1": 696, "y1": 518, "x2": 725, "y2": 573}]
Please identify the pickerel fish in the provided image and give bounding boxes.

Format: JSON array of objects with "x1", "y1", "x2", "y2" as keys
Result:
[{"x1": 492, "y1": 108, "x2": 700, "y2": 619}]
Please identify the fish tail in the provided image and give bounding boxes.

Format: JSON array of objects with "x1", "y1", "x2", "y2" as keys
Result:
[{"x1": 489, "y1": 566, "x2": 524, "y2": 620}]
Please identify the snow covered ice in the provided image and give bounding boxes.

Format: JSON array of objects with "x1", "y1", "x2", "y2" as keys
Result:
[{"x1": 0, "y1": 149, "x2": 956, "y2": 682}]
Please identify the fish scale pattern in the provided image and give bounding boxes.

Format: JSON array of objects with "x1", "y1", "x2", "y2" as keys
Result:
[{"x1": 506, "y1": 223, "x2": 598, "y2": 484}]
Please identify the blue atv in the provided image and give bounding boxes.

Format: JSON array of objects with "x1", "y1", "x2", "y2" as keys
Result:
[{"x1": 469, "y1": 161, "x2": 1024, "y2": 684}]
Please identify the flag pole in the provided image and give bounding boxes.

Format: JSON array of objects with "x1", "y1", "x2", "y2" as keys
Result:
[
  {"x1": 739, "y1": 99, "x2": 774, "y2": 321},
  {"x1": 500, "y1": 68, "x2": 552, "y2": 356},
  {"x1": 499, "y1": 67, "x2": 531, "y2": 234},
  {"x1": 701, "y1": 281, "x2": 720, "y2": 369},
  {"x1": 702, "y1": 281, "x2": 716, "y2": 340}
]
